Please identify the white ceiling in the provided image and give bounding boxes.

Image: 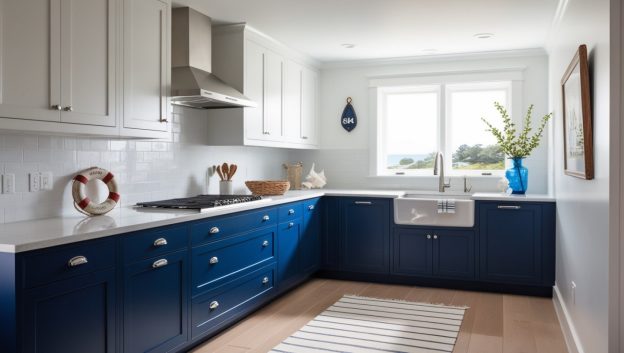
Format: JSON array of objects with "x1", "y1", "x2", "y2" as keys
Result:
[{"x1": 174, "y1": 0, "x2": 560, "y2": 62}]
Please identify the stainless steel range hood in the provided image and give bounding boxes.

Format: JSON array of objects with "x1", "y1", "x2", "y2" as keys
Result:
[{"x1": 171, "y1": 7, "x2": 256, "y2": 109}]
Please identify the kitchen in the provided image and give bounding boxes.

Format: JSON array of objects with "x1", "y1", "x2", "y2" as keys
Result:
[{"x1": 0, "y1": 0, "x2": 621, "y2": 352}]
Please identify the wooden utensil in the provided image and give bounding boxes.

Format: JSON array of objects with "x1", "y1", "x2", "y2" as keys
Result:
[
  {"x1": 228, "y1": 164, "x2": 237, "y2": 180},
  {"x1": 222, "y1": 163, "x2": 229, "y2": 181},
  {"x1": 216, "y1": 165, "x2": 225, "y2": 181}
]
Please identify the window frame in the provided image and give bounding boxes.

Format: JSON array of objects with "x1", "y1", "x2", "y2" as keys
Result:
[{"x1": 371, "y1": 70, "x2": 523, "y2": 178}]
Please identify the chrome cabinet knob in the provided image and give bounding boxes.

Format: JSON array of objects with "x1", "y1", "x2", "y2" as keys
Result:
[
  {"x1": 433, "y1": 235, "x2": 438, "y2": 240},
  {"x1": 262, "y1": 276, "x2": 269, "y2": 284},
  {"x1": 153, "y1": 238, "x2": 168, "y2": 247},
  {"x1": 63, "y1": 106, "x2": 73, "y2": 112},
  {"x1": 288, "y1": 222, "x2": 294, "y2": 228},
  {"x1": 288, "y1": 209, "x2": 295, "y2": 215},
  {"x1": 51, "y1": 104, "x2": 62, "y2": 111},
  {"x1": 209, "y1": 301, "x2": 219, "y2": 310},
  {"x1": 209, "y1": 256, "x2": 219, "y2": 265},
  {"x1": 209, "y1": 226, "x2": 220, "y2": 234},
  {"x1": 152, "y1": 259, "x2": 168, "y2": 268},
  {"x1": 262, "y1": 215, "x2": 270, "y2": 222},
  {"x1": 308, "y1": 205, "x2": 315, "y2": 210},
  {"x1": 426, "y1": 234, "x2": 432, "y2": 240},
  {"x1": 262, "y1": 240, "x2": 269, "y2": 247},
  {"x1": 68, "y1": 255, "x2": 88, "y2": 267}
]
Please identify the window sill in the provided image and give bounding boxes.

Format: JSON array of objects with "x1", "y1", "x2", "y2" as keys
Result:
[{"x1": 368, "y1": 174, "x2": 504, "y2": 179}]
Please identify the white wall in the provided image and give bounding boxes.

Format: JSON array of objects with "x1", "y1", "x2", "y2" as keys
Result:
[
  {"x1": 296, "y1": 51, "x2": 551, "y2": 193},
  {"x1": 547, "y1": 0, "x2": 610, "y2": 352},
  {"x1": 0, "y1": 106, "x2": 289, "y2": 223}
]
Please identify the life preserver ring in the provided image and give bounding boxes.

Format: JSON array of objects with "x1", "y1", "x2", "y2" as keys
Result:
[{"x1": 72, "y1": 167, "x2": 120, "y2": 216}]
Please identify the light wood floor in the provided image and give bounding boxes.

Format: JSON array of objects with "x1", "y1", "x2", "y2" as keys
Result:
[{"x1": 191, "y1": 279, "x2": 568, "y2": 353}]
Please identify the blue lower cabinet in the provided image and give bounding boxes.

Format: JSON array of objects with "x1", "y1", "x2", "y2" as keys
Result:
[
  {"x1": 321, "y1": 197, "x2": 341, "y2": 270},
  {"x1": 432, "y1": 230, "x2": 475, "y2": 279},
  {"x1": 277, "y1": 219, "x2": 302, "y2": 289},
  {"x1": 22, "y1": 269, "x2": 116, "y2": 353},
  {"x1": 392, "y1": 228, "x2": 433, "y2": 276},
  {"x1": 191, "y1": 264, "x2": 275, "y2": 339},
  {"x1": 123, "y1": 250, "x2": 188, "y2": 353},
  {"x1": 301, "y1": 198, "x2": 322, "y2": 275},
  {"x1": 339, "y1": 198, "x2": 390, "y2": 274},
  {"x1": 479, "y1": 202, "x2": 545, "y2": 285}
]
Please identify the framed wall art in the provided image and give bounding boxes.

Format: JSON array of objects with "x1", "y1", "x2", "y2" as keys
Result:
[{"x1": 561, "y1": 44, "x2": 593, "y2": 179}]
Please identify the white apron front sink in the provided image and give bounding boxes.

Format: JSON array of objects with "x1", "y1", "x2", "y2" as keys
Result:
[{"x1": 394, "y1": 193, "x2": 475, "y2": 227}]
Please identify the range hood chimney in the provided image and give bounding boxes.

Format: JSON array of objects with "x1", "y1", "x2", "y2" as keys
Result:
[{"x1": 171, "y1": 7, "x2": 256, "y2": 109}]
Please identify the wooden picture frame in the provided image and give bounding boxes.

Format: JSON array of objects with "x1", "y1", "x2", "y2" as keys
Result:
[{"x1": 561, "y1": 44, "x2": 594, "y2": 179}]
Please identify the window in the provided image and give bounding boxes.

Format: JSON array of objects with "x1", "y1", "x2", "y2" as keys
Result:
[{"x1": 376, "y1": 80, "x2": 511, "y2": 176}]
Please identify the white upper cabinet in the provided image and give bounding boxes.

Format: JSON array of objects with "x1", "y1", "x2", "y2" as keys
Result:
[
  {"x1": 60, "y1": 0, "x2": 116, "y2": 127},
  {"x1": 0, "y1": 0, "x2": 61, "y2": 122},
  {"x1": 121, "y1": 0, "x2": 171, "y2": 136},
  {"x1": 211, "y1": 25, "x2": 320, "y2": 149},
  {"x1": 0, "y1": 0, "x2": 171, "y2": 138}
]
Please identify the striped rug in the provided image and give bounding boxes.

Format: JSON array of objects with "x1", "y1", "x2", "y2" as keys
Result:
[{"x1": 269, "y1": 295, "x2": 467, "y2": 353}]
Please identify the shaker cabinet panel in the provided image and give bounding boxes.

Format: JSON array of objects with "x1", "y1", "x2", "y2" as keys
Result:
[
  {"x1": 243, "y1": 39, "x2": 266, "y2": 141},
  {"x1": 0, "y1": 0, "x2": 61, "y2": 122},
  {"x1": 60, "y1": 0, "x2": 116, "y2": 126},
  {"x1": 433, "y1": 230, "x2": 474, "y2": 280},
  {"x1": 283, "y1": 60, "x2": 302, "y2": 142},
  {"x1": 300, "y1": 67, "x2": 318, "y2": 144},
  {"x1": 392, "y1": 228, "x2": 433, "y2": 276},
  {"x1": 122, "y1": 0, "x2": 170, "y2": 132},
  {"x1": 263, "y1": 49, "x2": 283, "y2": 139}
]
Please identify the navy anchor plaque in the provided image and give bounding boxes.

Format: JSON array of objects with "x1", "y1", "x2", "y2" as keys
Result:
[{"x1": 341, "y1": 97, "x2": 357, "y2": 132}]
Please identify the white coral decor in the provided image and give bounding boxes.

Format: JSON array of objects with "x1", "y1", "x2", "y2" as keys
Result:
[{"x1": 302, "y1": 163, "x2": 327, "y2": 189}]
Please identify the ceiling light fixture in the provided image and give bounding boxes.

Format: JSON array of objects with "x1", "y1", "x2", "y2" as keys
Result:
[
  {"x1": 473, "y1": 33, "x2": 494, "y2": 39},
  {"x1": 341, "y1": 43, "x2": 356, "y2": 49}
]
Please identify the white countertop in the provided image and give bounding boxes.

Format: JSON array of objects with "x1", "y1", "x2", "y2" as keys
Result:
[
  {"x1": 471, "y1": 192, "x2": 556, "y2": 202},
  {"x1": 0, "y1": 189, "x2": 554, "y2": 253}
]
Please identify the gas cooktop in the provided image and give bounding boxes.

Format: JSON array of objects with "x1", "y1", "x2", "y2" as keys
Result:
[{"x1": 136, "y1": 195, "x2": 263, "y2": 210}]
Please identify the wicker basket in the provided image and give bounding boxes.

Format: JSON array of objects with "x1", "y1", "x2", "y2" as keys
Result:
[{"x1": 245, "y1": 180, "x2": 291, "y2": 196}]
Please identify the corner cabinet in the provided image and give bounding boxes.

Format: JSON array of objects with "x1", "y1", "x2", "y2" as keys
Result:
[
  {"x1": 210, "y1": 24, "x2": 320, "y2": 149},
  {"x1": 0, "y1": 0, "x2": 171, "y2": 138}
]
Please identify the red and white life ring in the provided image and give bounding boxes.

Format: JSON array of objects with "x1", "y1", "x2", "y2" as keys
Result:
[{"x1": 72, "y1": 167, "x2": 120, "y2": 216}]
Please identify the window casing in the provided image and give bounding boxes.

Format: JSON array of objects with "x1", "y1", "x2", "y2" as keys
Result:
[{"x1": 374, "y1": 79, "x2": 514, "y2": 177}]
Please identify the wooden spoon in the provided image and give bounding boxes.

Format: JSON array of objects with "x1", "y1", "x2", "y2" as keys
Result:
[
  {"x1": 222, "y1": 163, "x2": 229, "y2": 181},
  {"x1": 216, "y1": 165, "x2": 224, "y2": 181},
  {"x1": 228, "y1": 164, "x2": 237, "y2": 180}
]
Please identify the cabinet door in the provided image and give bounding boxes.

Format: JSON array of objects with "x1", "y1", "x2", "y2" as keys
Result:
[
  {"x1": 479, "y1": 203, "x2": 543, "y2": 284},
  {"x1": 300, "y1": 67, "x2": 318, "y2": 144},
  {"x1": 263, "y1": 49, "x2": 283, "y2": 139},
  {"x1": 392, "y1": 228, "x2": 432, "y2": 276},
  {"x1": 0, "y1": 0, "x2": 60, "y2": 122},
  {"x1": 277, "y1": 219, "x2": 301, "y2": 289},
  {"x1": 123, "y1": 250, "x2": 188, "y2": 353},
  {"x1": 301, "y1": 198, "x2": 321, "y2": 274},
  {"x1": 282, "y1": 60, "x2": 302, "y2": 142},
  {"x1": 22, "y1": 269, "x2": 116, "y2": 353},
  {"x1": 321, "y1": 197, "x2": 340, "y2": 270},
  {"x1": 122, "y1": 0, "x2": 169, "y2": 132},
  {"x1": 59, "y1": 0, "x2": 116, "y2": 126},
  {"x1": 243, "y1": 39, "x2": 266, "y2": 140},
  {"x1": 340, "y1": 198, "x2": 390, "y2": 274},
  {"x1": 433, "y1": 230, "x2": 474, "y2": 279}
]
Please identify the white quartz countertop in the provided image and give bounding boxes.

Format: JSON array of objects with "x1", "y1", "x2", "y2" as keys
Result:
[
  {"x1": 0, "y1": 189, "x2": 553, "y2": 253},
  {"x1": 471, "y1": 192, "x2": 556, "y2": 202}
]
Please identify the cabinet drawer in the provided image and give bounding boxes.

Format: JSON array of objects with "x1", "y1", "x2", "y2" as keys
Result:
[
  {"x1": 22, "y1": 238, "x2": 116, "y2": 288},
  {"x1": 122, "y1": 225, "x2": 188, "y2": 263},
  {"x1": 191, "y1": 264, "x2": 275, "y2": 338},
  {"x1": 278, "y1": 203, "x2": 303, "y2": 222},
  {"x1": 191, "y1": 208, "x2": 277, "y2": 246},
  {"x1": 192, "y1": 228, "x2": 275, "y2": 295}
]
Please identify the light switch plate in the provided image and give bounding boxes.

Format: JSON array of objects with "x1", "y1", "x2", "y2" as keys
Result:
[
  {"x1": 41, "y1": 172, "x2": 53, "y2": 191},
  {"x1": 29, "y1": 172, "x2": 41, "y2": 192},
  {"x1": 2, "y1": 173, "x2": 15, "y2": 194}
]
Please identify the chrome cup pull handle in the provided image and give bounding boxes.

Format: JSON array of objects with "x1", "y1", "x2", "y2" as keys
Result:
[
  {"x1": 288, "y1": 222, "x2": 294, "y2": 228},
  {"x1": 498, "y1": 205, "x2": 522, "y2": 210},
  {"x1": 262, "y1": 240, "x2": 269, "y2": 247},
  {"x1": 354, "y1": 201, "x2": 372, "y2": 205},
  {"x1": 68, "y1": 256, "x2": 88, "y2": 267},
  {"x1": 209, "y1": 301, "x2": 219, "y2": 310},
  {"x1": 209, "y1": 226, "x2": 220, "y2": 234},
  {"x1": 308, "y1": 205, "x2": 315, "y2": 210},
  {"x1": 262, "y1": 215, "x2": 270, "y2": 222},
  {"x1": 209, "y1": 256, "x2": 219, "y2": 265},
  {"x1": 152, "y1": 259, "x2": 168, "y2": 268},
  {"x1": 262, "y1": 276, "x2": 269, "y2": 284},
  {"x1": 153, "y1": 238, "x2": 168, "y2": 247},
  {"x1": 288, "y1": 209, "x2": 295, "y2": 215}
]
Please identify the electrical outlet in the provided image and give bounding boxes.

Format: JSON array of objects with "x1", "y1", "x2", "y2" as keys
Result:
[
  {"x1": 2, "y1": 173, "x2": 15, "y2": 194},
  {"x1": 29, "y1": 172, "x2": 41, "y2": 192},
  {"x1": 570, "y1": 281, "x2": 577, "y2": 305},
  {"x1": 40, "y1": 172, "x2": 53, "y2": 191}
]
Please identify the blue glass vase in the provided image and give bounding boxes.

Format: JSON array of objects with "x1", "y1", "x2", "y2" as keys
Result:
[{"x1": 506, "y1": 158, "x2": 528, "y2": 194}]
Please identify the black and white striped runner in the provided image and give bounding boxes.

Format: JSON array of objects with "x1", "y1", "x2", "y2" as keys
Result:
[{"x1": 270, "y1": 295, "x2": 467, "y2": 353}]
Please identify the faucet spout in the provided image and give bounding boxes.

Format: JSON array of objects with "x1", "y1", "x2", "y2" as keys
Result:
[{"x1": 434, "y1": 152, "x2": 451, "y2": 192}]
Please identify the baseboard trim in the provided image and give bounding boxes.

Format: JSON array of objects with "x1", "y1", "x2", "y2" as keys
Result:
[{"x1": 552, "y1": 285, "x2": 584, "y2": 353}]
